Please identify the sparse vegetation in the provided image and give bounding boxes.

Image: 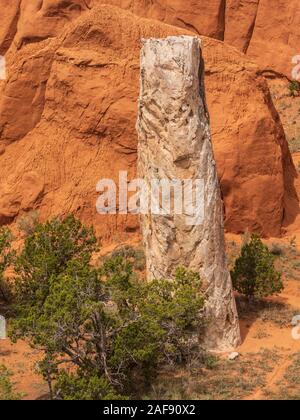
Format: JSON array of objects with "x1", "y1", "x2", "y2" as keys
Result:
[
  {"x1": 236, "y1": 297, "x2": 299, "y2": 328},
  {"x1": 17, "y1": 210, "x2": 39, "y2": 236},
  {"x1": 0, "y1": 227, "x2": 15, "y2": 303},
  {"x1": 7, "y1": 216, "x2": 206, "y2": 400},
  {"x1": 288, "y1": 81, "x2": 300, "y2": 97},
  {"x1": 0, "y1": 365, "x2": 23, "y2": 400},
  {"x1": 264, "y1": 352, "x2": 300, "y2": 400},
  {"x1": 270, "y1": 237, "x2": 300, "y2": 281},
  {"x1": 231, "y1": 234, "x2": 284, "y2": 301},
  {"x1": 110, "y1": 245, "x2": 146, "y2": 271},
  {"x1": 146, "y1": 349, "x2": 280, "y2": 400},
  {"x1": 254, "y1": 329, "x2": 271, "y2": 340},
  {"x1": 270, "y1": 243, "x2": 285, "y2": 257}
]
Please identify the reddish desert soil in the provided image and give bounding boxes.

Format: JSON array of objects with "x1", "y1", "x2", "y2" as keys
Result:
[{"x1": 0, "y1": 339, "x2": 48, "y2": 400}]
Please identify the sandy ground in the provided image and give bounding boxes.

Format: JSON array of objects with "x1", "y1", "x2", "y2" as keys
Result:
[{"x1": 0, "y1": 340, "x2": 48, "y2": 400}]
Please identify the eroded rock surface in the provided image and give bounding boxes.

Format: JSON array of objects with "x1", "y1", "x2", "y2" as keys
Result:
[
  {"x1": 92, "y1": 0, "x2": 300, "y2": 76},
  {"x1": 1, "y1": 1, "x2": 299, "y2": 76},
  {"x1": 137, "y1": 36, "x2": 241, "y2": 350},
  {"x1": 0, "y1": 5, "x2": 296, "y2": 239}
]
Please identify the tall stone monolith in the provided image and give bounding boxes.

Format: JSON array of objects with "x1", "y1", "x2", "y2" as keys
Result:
[{"x1": 137, "y1": 36, "x2": 241, "y2": 351}]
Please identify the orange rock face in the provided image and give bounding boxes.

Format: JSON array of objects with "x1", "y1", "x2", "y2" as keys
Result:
[
  {"x1": 0, "y1": 4, "x2": 297, "y2": 240},
  {"x1": 90, "y1": 0, "x2": 300, "y2": 77},
  {"x1": 244, "y1": 0, "x2": 300, "y2": 76},
  {"x1": 0, "y1": 0, "x2": 21, "y2": 55},
  {"x1": 2, "y1": 1, "x2": 299, "y2": 75}
]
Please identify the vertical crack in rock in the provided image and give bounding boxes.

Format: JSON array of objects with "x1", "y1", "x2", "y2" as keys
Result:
[
  {"x1": 137, "y1": 36, "x2": 241, "y2": 351},
  {"x1": 244, "y1": 0, "x2": 260, "y2": 54}
]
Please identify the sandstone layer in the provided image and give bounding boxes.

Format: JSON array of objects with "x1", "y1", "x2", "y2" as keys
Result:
[
  {"x1": 137, "y1": 36, "x2": 241, "y2": 350},
  {"x1": 0, "y1": 5, "x2": 297, "y2": 240},
  {"x1": 1, "y1": 1, "x2": 299, "y2": 76},
  {"x1": 92, "y1": 0, "x2": 300, "y2": 77}
]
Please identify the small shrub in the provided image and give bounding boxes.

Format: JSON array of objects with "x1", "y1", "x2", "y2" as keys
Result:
[
  {"x1": 231, "y1": 234, "x2": 284, "y2": 301},
  {"x1": 289, "y1": 81, "x2": 300, "y2": 97},
  {"x1": 0, "y1": 365, "x2": 23, "y2": 400},
  {"x1": 54, "y1": 371, "x2": 126, "y2": 401},
  {"x1": 0, "y1": 227, "x2": 15, "y2": 303},
  {"x1": 17, "y1": 210, "x2": 39, "y2": 236},
  {"x1": 111, "y1": 245, "x2": 146, "y2": 271},
  {"x1": 270, "y1": 243, "x2": 285, "y2": 257},
  {"x1": 133, "y1": 248, "x2": 146, "y2": 271}
]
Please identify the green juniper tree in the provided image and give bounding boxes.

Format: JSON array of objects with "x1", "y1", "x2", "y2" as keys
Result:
[
  {"x1": 12, "y1": 215, "x2": 97, "y2": 320},
  {"x1": 9, "y1": 216, "x2": 206, "y2": 400},
  {"x1": 231, "y1": 234, "x2": 284, "y2": 301}
]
